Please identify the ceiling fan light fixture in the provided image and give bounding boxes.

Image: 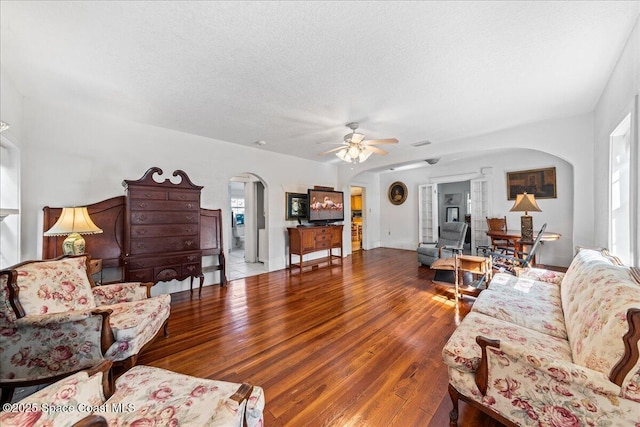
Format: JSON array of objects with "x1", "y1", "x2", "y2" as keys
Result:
[{"x1": 358, "y1": 150, "x2": 373, "y2": 163}]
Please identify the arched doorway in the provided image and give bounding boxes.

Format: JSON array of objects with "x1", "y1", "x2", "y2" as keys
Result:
[{"x1": 228, "y1": 173, "x2": 268, "y2": 280}]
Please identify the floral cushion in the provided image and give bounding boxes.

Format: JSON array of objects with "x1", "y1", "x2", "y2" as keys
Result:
[
  {"x1": 561, "y1": 249, "x2": 640, "y2": 377},
  {"x1": 95, "y1": 366, "x2": 265, "y2": 427},
  {"x1": 480, "y1": 340, "x2": 640, "y2": 426},
  {"x1": 101, "y1": 294, "x2": 171, "y2": 361},
  {"x1": 488, "y1": 273, "x2": 561, "y2": 304},
  {"x1": 15, "y1": 257, "x2": 96, "y2": 315},
  {"x1": 92, "y1": 282, "x2": 149, "y2": 305},
  {"x1": 0, "y1": 369, "x2": 105, "y2": 427},
  {"x1": 472, "y1": 289, "x2": 567, "y2": 339},
  {"x1": 515, "y1": 267, "x2": 565, "y2": 285},
  {"x1": 442, "y1": 312, "x2": 572, "y2": 373}
]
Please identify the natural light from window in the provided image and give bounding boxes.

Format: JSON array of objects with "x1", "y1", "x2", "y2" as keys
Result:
[{"x1": 609, "y1": 114, "x2": 631, "y2": 265}]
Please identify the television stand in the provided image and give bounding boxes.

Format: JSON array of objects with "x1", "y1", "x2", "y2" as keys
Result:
[{"x1": 287, "y1": 225, "x2": 343, "y2": 278}]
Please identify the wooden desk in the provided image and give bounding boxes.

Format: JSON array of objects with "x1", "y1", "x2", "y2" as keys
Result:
[
  {"x1": 487, "y1": 229, "x2": 560, "y2": 249},
  {"x1": 486, "y1": 229, "x2": 560, "y2": 265}
]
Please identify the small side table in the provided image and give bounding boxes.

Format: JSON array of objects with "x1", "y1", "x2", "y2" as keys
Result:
[
  {"x1": 457, "y1": 255, "x2": 492, "y2": 297},
  {"x1": 431, "y1": 255, "x2": 491, "y2": 301}
]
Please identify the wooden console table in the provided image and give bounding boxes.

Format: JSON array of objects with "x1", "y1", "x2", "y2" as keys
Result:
[{"x1": 287, "y1": 225, "x2": 343, "y2": 278}]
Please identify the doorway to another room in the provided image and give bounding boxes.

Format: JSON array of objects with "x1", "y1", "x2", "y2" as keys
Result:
[
  {"x1": 350, "y1": 186, "x2": 364, "y2": 252},
  {"x1": 228, "y1": 174, "x2": 268, "y2": 281}
]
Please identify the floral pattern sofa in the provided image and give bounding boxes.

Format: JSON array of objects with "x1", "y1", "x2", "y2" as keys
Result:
[
  {"x1": 442, "y1": 248, "x2": 640, "y2": 426},
  {"x1": 0, "y1": 360, "x2": 265, "y2": 427},
  {"x1": 0, "y1": 256, "x2": 171, "y2": 403}
]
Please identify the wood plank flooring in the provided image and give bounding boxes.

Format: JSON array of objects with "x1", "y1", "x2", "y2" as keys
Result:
[{"x1": 139, "y1": 248, "x2": 504, "y2": 426}]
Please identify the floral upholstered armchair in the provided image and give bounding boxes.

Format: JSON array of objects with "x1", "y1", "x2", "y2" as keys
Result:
[{"x1": 0, "y1": 255, "x2": 171, "y2": 404}]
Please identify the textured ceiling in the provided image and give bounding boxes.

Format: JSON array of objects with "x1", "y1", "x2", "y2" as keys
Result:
[{"x1": 1, "y1": 1, "x2": 639, "y2": 165}]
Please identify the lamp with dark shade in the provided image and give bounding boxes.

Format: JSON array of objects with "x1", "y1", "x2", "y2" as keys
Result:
[
  {"x1": 44, "y1": 207, "x2": 103, "y2": 255},
  {"x1": 510, "y1": 192, "x2": 542, "y2": 242}
]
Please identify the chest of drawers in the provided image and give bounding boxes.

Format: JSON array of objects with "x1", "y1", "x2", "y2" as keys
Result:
[{"x1": 123, "y1": 167, "x2": 205, "y2": 292}]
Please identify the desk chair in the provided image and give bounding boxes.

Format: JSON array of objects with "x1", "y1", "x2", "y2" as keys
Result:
[{"x1": 488, "y1": 223, "x2": 547, "y2": 275}]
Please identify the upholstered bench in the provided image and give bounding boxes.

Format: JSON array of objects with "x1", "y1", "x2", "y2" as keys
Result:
[{"x1": 0, "y1": 361, "x2": 265, "y2": 426}]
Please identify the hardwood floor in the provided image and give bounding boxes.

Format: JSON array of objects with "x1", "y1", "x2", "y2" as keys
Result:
[{"x1": 139, "y1": 248, "x2": 504, "y2": 426}]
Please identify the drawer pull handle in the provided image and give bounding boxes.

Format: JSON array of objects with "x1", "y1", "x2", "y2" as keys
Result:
[
  {"x1": 136, "y1": 261, "x2": 147, "y2": 267},
  {"x1": 136, "y1": 229, "x2": 147, "y2": 235},
  {"x1": 185, "y1": 228, "x2": 194, "y2": 233},
  {"x1": 185, "y1": 215, "x2": 194, "y2": 221},
  {"x1": 186, "y1": 265, "x2": 195, "y2": 272},
  {"x1": 187, "y1": 256, "x2": 196, "y2": 261},
  {"x1": 137, "y1": 214, "x2": 147, "y2": 222},
  {"x1": 184, "y1": 240, "x2": 194, "y2": 247},
  {"x1": 135, "y1": 273, "x2": 146, "y2": 279},
  {"x1": 144, "y1": 192, "x2": 153, "y2": 198},
  {"x1": 137, "y1": 242, "x2": 146, "y2": 249},
  {"x1": 179, "y1": 194, "x2": 187, "y2": 199},
  {"x1": 186, "y1": 203, "x2": 194, "y2": 209},
  {"x1": 138, "y1": 202, "x2": 148, "y2": 208}
]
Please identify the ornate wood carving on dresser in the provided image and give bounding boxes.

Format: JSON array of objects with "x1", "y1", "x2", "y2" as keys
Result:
[{"x1": 123, "y1": 167, "x2": 207, "y2": 294}]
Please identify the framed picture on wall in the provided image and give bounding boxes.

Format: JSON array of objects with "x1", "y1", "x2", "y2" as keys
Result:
[
  {"x1": 388, "y1": 181, "x2": 408, "y2": 205},
  {"x1": 285, "y1": 192, "x2": 307, "y2": 220},
  {"x1": 444, "y1": 193, "x2": 462, "y2": 206},
  {"x1": 506, "y1": 167, "x2": 557, "y2": 200}
]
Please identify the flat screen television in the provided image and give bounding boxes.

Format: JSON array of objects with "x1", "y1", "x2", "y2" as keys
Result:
[{"x1": 307, "y1": 189, "x2": 345, "y2": 223}]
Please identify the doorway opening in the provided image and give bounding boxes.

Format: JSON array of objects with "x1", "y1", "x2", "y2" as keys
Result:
[
  {"x1": 350, "y1": 186, "x2": 365, "y2": 252},
  {"x1": 228, "y1": 174, "x2": 268, "y2": 281}
]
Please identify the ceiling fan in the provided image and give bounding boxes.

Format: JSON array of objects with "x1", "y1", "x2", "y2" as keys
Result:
[{"x1": 319, "y1": 122, "x2": 399, "y2": 164}]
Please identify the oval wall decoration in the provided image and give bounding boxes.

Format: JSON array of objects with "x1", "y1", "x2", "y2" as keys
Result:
[{"x1": 388, "y1": 181, "x2": 407, "y2": 205}]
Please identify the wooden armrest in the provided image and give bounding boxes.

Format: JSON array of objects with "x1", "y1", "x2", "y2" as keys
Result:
[
  {"x1": 230, "y1": 383, "x2": 254, "y2": 404},
  {"x1": 475, "y1": 336, "x2": 501, "y2": 395},
  {"x1": 72, "y1": 415, "x2": 109, "y2": 427}
]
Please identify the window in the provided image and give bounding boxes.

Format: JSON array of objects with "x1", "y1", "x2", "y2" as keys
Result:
[
  {"x1": 0, "y1": 136, "x2": 21, "y2": 268},
  {"x1": 609, "y1": 114, "x2": 631, "y2": 265},
  {"x1": 231, "y1": 198, "x2": 245, "y2": 225}
]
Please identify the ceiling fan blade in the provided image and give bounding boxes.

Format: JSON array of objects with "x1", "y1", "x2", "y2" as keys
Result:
[
  {"x1": 365, "y1": 146, "x2": 389, "y2": 155},
  {"x1": 319, "y1": 146, "x2": 348, "y2": 155},
  {"x1": 363, "y1": 138, "x2": 399, "y2": 145}
]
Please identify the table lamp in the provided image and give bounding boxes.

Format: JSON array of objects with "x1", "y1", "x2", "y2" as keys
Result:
[
  {"x1": 509, "y1": 192, "x2": 541, "y2": 242},
  {"x1": 44, "y1": 207, "x2": 103, "y2": 255}
]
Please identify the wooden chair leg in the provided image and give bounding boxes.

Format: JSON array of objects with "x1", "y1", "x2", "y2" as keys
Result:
[
  {"x1": 448, "y1": 383, "x2": 460, "y2": 427},
  {"x1": 0, "y1": 386, "x2": 15, "y2": 405}
]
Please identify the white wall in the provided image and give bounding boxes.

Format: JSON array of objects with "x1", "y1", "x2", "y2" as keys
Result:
[
  {"x1": 594, "y1": 15, "x2": 640, "y2": 264},
  {"x1": 367, "y1": 149, "x2": 574, "y2": 266},
  {"x1": 341, "y1": 113, "x2": 592, "y2": 267},
  {"x1": 17, "y1": 97, "x2": 337, "y2": 292}
]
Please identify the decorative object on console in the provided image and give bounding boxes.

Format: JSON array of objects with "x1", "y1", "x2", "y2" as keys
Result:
[
  {"x1": 388, "y1": 181, "x2": 407, "y2": 205},
  {"x1": 319, "y1": 122, "x2": 398, "y2": 164},
  {"x1": 286, "y1": 192, "x2": 308, "y2": 220},
  {"x1": 44, "y1": 207, "x2": 103, "y2": 255},
  {"x1": 509, "y1": 192, "x2": 542, "y2": 242}
]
